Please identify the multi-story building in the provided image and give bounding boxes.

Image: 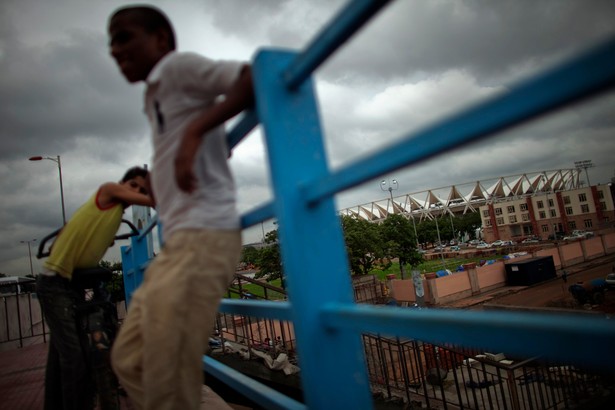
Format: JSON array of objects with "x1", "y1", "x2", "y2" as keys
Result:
[
  {"x1": 479, "y1": 184, "x2": 615, "y2": 243},
  {"x1": 338, "y1": 169, "x2": 615, "y2": 244}
]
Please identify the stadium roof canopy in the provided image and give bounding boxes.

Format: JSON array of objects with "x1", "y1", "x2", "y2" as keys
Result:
[{"x1": 339, "y1": 168, "x2": 582, "y2": 222}]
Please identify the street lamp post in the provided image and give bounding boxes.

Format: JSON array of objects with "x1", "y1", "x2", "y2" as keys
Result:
[
  {"x1": 574, "y1": 160, "x2": 593, "y2": 188},
  {"x1": 29, "y1": 155, "x2": 66, "y2": 225},
  {"x1": 20, "y1": 239, "x2": 37, "y2": 276},
  {"x1": 434, "y1": 209, "x2": 447, "y2": 270},
  {"x1": 380, "y1": 179, "x2": 420, "y2": 248}
]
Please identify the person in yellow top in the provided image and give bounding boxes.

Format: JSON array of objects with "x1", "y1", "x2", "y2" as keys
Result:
[{"x1": 36, "y1": 166, "x2": 154, "y2": 410}]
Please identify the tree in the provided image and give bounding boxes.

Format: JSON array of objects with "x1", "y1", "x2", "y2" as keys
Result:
[
  {"x1": 341, "y1": 215, "x2": 385, "y2": 275},
  {"x1": 255, "y1": 230, "x2": 283, "y2": 283},
  {"x1": 99, "y1": 260, "x2": 125, "y2": 302},
  {"x1": 379, "y1": 214, "x2": 423, "y2": 279},
  {"x1": 241, "y1": 246, "x2": 260, "y2": 268}
]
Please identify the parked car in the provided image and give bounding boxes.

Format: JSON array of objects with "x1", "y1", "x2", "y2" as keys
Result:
[
  {"x1": 491, "y1": 240, "x2": 505, "y2": 247},
  {"x1": 502, "y1": 240, "x2": 515, "y2": 246},
  {"x1": 606, "y1": 273, "x2": 615, "y2": 289},
  {"x1": 449, "y1": 245, "x2": 460, "y2": 251},
  {"x1": 563, "y1": 230, "x2": 594, "y2": 241},
  {"x1": 476, "y1": 242, "x2": 490, "y2": 249},
  {"x1": 521, "y1": 238, "x2": 539, "y2": 244},
  {"x1": 571, "y1": 230, "x2": 594, "y2": 238},
  {"x1": 468, "y1": 239, "x2": 480, "y2": 246}
]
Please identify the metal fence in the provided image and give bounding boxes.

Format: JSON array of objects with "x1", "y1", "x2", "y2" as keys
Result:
[{"x1": 0, "y1": 279, "x2": 47, "y2": 349}]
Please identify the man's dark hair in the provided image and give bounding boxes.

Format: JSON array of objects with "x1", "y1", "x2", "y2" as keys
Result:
[
  {"x1": 111, "y1": 5, "x2": 176, "y2": 50},
  {"x1": 121, "y1": 166, "x2": 149, "y2": 182}
]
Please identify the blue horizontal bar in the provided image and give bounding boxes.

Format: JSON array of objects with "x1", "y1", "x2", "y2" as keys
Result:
[
  {"x1": 227, "y1": 110, "x2": 258, "y2": 149},
  {"x1": 136, "y1": 215, "x2": 158, "y2": 242},
  {"x1": 240, "y1": 200, "x2": 275, "y2": 229},
  {"x1": 203, "y1": 356, "x2": 306, "y2": 410},
  {"x1": 219, "y1": 299, "x2": 293, "y2": 321},
  {"x1": 302, "y1": 36, "x2": 615, "y2": 205},
  {"x1": 283, "y1": 0, "x2": 393, "y2": 89},
  {"x1": 321, "y1": 303, "x2": 615, "y2": 371}
]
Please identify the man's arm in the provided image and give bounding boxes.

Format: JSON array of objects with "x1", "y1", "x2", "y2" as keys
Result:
[
  {"x1": 98, "y1": 182, "x2": 155, "y2": 208},
  {"x1": 174, "y1": 65, "x2": 254, "y2": 193}
]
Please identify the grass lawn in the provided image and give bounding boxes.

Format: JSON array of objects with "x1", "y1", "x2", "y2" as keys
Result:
[
  {"x1": 369, "y1": 253, "x2": 508, "y2": 281},
  {"x1": 228, "y1": 252, "x2": 510, "y2": 300}
]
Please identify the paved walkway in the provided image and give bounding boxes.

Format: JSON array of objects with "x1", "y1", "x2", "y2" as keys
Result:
[
  {"x1": 0, "y1": 341, "x2": 249, "y2": 410},
  {"x1": 0, "y1": 342, "x2": 137, "y2": 409},
  {"x1": 0, "y1": 343, "x2": 47, "y2": 409}
]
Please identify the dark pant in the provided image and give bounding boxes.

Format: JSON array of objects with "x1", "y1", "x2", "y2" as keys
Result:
[{"x1": 37, "y1": 274, "x2": 95, "y2": 410}]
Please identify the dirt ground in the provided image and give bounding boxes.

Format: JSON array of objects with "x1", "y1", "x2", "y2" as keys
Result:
[{"x1": 449, "y1": 254, "x2": 615, "y2": 314}]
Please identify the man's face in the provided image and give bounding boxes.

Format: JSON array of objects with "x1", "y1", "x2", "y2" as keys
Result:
[
  {"x1": 124, "y1": 176, "x2": 149, "y2": 196},
  {"x1": 108, "y1": 13, "x2": 168, "y2": 83}
]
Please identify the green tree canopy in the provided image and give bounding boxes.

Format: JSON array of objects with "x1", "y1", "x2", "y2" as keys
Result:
[
  {"x1": 255, "y1": 230, "x2": 283, "y2": 283},
  {"x1": 380, "y1": 214, "x2": 423, "y2": 278},
  {"x1": 99, "y1": 260, "x2": 125, "y2": 302},
  {"x1": 341, "y1": 215, "x2": 386, "y2": 275}
]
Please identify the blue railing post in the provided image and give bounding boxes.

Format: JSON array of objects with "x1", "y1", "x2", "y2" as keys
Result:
[
  {"x1": 121, "y1": 233, "x2": 151, "y2": 307},
  {"x1": 252, "y1": 49, "x2": 373, "y2": 409}
]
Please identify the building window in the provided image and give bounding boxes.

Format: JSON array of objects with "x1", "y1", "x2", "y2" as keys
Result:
[
  {"x1": 539, "y1": 211, "x2": 546, "y2": 219},
  {"x1": 541, "y1": 224, "x2": 549, "y2": 233},
  {"x1": 581, "y1": 204, "x2": 590, "y2": 213},
  {"x1": 550, "y1": 209, "x2": 557, "y2": 217},
  {"x1": 563, "y1": 196, "x2": 570, "y2": 204},
  {"x1": 548, "y1": 199, "x2": 554, "y2": 207},
  {"x1": 509, "y1": 215, "x2": 517, "y2": 223},
  {"x1": 568, "y1": 221, "x2": 577, "y2": 230},
  {"x1": 507, "y1": 205, "x2": 515, "y2": 213},
  {"x1": 598, "y1": 190, "x2": 604, "y2": 199},
  {"x1": 600, "y1": 201, "x2": 606, "y2": 210},
  {"x1": 520, "y1": 203, "x2": 528, "y2": 211},
  {"x1": 537, "y1": 200, "x2": 544, "y2": 209},
  {"x1": 482, "y1": 210, "x2": 490, "y2": 217},
  {"x1": 522, "y1": 213, "x2": 530, "y2": 221},
  {"x1": 485, "y1": 220, "x2": 492, "y2": 226},
  {"x1": 584, "y1": 219, "x2": 593, "y2": 228},
  {"x1": 566, "y1": 207, "x2": 573, "y2": 215},
  {"x1": 578, "y1": 193, "x2": 587, "y2": 202},
  {"x1": 496, "y1": 217, "x2": 504, "y2": 225},
  {"x1": 495, "y1": 207, "x2": 502, "y2": 215}
]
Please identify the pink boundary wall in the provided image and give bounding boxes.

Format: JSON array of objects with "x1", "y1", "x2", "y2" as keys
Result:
[{"x1": 390, "y1": 231, "x2": 615, "y2": 305}]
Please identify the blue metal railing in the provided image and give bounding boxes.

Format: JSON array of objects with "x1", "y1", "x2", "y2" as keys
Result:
[{"x1": 121, "y1": 1, "x2": 615, "y2": 408}]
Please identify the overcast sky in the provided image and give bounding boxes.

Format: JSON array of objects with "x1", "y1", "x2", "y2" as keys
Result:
[{"x1": 1, "y1": 0, "x2": 614, "y2": 276}]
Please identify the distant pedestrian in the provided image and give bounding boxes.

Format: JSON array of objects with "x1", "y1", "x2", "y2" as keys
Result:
[{"x1": 561, "y1": 270, "x2": 568, "y2": 283}]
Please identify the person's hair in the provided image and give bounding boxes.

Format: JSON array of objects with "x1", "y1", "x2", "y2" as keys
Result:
[
  {"x1": 121, "y1": 166, "x2": 149, "y2": 183},
  {"x1": 111, "y1": 5, "x2": 176, "y2": 50}
]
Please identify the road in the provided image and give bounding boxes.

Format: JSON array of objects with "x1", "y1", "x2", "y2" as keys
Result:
[{"x1": 451, "y1": 254, "x2": 615, "y2": 313}]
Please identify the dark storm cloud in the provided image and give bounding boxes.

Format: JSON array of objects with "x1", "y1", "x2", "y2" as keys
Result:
[
  {"x1": 323, "y1": 0, "x2": 615, "y2": 83},
  {"x1": 0, "y1": 29, "x2": 146, "y2": 161}
]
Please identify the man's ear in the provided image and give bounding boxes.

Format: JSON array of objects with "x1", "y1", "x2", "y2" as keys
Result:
[{"x1": 155, "y1": 29, "x2": 171, "y2": 52}]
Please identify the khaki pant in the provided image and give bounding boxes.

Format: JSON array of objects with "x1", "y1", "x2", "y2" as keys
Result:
[{"x1": 111, "y1": 229, "x2": 241, "y2": 410}]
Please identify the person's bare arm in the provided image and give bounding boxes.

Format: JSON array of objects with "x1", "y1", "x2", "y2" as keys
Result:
[
  {"x1": 174, "y1": 65, "x2": 254, "y2": 193},
  {"x1": 98, "y1": 182, "x2": 155, "y2": 208}
]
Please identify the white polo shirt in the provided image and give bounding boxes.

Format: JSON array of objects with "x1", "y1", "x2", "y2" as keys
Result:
[{"x1": 144, "y1": 51, "x2": 243, "y2": 238}]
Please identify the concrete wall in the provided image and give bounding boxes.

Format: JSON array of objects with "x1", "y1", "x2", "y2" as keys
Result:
[
  {"x1": 583, "y1": 236, "x2": 606, "y2": 260},
  {"x1": 603, "y1": 232, "x2": 615, "y2": 252},
  {"x1": 476, "y1": 261, "x2": 508, "y2": 290},
  {"x1": 392, "y1": 231, "x2": 615, "y2": 306}
]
